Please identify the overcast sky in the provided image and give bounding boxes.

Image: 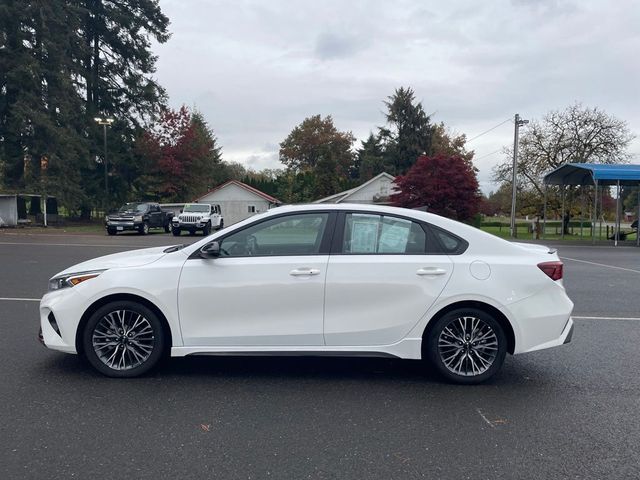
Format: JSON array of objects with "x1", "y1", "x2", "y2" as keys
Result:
[{"x1": 153, "y1": 0, "x2": 640, "y2": 193}]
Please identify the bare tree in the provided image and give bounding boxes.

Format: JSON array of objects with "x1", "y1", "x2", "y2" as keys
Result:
[{"x1": 493, "y1": 103, "x2": 634, "y2": 196}]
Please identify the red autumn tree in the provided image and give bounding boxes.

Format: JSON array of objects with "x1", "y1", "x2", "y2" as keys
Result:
[
  {"x1": 391, "y1": 153, "x2": 481, "y2": 221},
  {"x1": 135, "y1": 106, "x2": 223, "y2": 201}
]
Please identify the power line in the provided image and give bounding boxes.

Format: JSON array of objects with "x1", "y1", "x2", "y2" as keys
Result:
[
  {"x1": 467, "y1": 118, "x2": 512, "y2": 144},
  {"x1": 474, "y1": 148, "x2": 504, "y2": 161}
]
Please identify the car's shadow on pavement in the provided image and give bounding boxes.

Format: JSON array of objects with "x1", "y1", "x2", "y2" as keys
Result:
[{"x1": 36, "y1": 351, "x2": 549, "y2": 389}]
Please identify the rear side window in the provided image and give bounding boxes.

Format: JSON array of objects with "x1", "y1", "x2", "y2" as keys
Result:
[
  {"x1": 429, "y1": 226, "x2": 468, "y2": 255},
  {"x1": 342, "y1": 213, "x2": 427, "y2": 254}
]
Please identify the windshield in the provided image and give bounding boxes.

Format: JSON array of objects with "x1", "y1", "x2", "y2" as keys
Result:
[
  {"x1": 183, "y1": 204, "x2": 210, "y2": 213},
  {"x1": 118, "y1": 203, "x2": 147, "y2": 214}
]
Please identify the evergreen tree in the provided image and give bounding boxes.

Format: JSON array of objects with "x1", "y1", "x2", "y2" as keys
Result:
[
  {"x1": 0, "y1": 0, "x2": 170, "y2": 214},
  {"x1": 352, "y1": 133, "x2": 385, "y2": 181},
  {"x1": 0, "y1": 1, "x2": 88, "y2": 210},
  {"x1": 378, "y1": 87, "x2": 433, "y2": 175}
]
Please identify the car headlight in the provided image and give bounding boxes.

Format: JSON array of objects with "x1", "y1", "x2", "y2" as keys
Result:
[
  {"x1": 48, "y1": 270, "x2": 106, "y2": 292},
  {"x1": 134, "y1": 215, "x2": 143, "y2": 222}
]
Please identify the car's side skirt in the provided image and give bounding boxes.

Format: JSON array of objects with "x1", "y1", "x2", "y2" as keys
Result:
[{"x1": 171, "y1": 338, "x2": 423, "y2": 360}]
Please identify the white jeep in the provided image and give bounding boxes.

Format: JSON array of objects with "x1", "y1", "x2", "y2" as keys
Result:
[{"x1": 172, "y1": 203, "x2": 223, "y2": 236}]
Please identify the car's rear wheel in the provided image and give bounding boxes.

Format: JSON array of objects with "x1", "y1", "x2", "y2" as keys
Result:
[
  {"x1": 82, "y1": 301, "x2": 165, "y2": 378},
  {"x1": 164, "y1": 224, "x2": 170, "y2": 233},
  {"x1": 426, "y1": 308, "x2": 507, "y2": 384}
]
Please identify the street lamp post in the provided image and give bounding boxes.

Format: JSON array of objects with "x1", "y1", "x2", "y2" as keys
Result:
[
  {"x1": 510, "y1": 113, "x2": 529, "y2": 238},
  {"x1": 94, "y1": 117, "x2": 114, "y2": 209}
]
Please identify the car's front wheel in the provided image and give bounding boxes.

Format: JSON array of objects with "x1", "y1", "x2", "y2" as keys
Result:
[
  {"x1": 203, "y1": 222, "x2": 211, "y2": 236},
  {"x1": 139, "y1": 222, "x2": 149, "y2": 235},
  {"x1": 426, "y1": 308, "x2": 507, "y2": 384},
  {"x1": 82, "y1": 301, "x2": 165, "y2": 377}
]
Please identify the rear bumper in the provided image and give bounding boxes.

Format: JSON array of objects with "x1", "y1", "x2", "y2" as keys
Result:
[
  {"x1": 507, "y1": 282, "x2": 575, "y2": 354},
  {"x1": 562, "y1": 319, "x2": 574, "y2": 344}
]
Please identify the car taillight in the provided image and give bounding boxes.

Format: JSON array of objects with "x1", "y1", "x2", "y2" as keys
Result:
[{"x1": 538, "y1": 261, "x2": 563, "y2": 281}]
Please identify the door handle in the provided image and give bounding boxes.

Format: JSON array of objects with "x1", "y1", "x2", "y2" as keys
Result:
[
  {"x1": 289, "y1": 268, "x2": 320, "y2": 276},
  {"x1": 416, "y1": 267, "x2": 447, "y2": 276}
]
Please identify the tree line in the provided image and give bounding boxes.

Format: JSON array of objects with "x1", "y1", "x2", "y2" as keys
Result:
[{"x1": 1, "y1": 2, "x2": 634, "y2": 223}]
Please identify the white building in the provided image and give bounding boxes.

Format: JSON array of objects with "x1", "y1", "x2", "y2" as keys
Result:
[
  {"x1": 314, "y1": 172, "x2": 398, "y2": 204},
  {"x1": 195, "y1": 180, "x2": 281, "y2": 226}
]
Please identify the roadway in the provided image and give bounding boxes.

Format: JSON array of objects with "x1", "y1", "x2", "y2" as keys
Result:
[{"x1": 1, "y1": 231, "x2": 639, "y2": 479}]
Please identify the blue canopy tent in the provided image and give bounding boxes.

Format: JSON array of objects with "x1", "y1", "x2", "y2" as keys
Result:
[{"x1": 543, "y1": 163, "x2": 640, "y2": 246}]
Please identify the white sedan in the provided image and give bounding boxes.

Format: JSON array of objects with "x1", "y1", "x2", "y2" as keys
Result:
[{"x1": 39, "y1": 204, "x2": 574, "y2": 384}]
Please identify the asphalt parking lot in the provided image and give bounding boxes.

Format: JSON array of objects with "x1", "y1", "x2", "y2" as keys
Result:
[{"x1": 1, "y1": 231, "x2": 639, "y2": 479}]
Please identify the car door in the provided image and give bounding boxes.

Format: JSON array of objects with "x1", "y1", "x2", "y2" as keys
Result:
[
  {"x1": 178, "y1": 211, "x2": 335, "y2": 347},
  {"x1": 149, "y1": 204, "x2": 162, "y2": 227},
  {"x1": 324, "y1": 212, "x2": 453, "y2": 346}
]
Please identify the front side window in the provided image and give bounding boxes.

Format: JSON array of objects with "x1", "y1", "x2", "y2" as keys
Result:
[
  {"x1": 342, "y1": 213, "x2": 427, "y2": 254},
  {"x1": 219, "y1": 213, "x2": 329, "y2": 257}
]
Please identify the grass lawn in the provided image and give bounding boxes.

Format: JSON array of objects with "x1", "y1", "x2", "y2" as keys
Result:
[
  {"x1": 1, "y1": 224, "x2": 106, "y2": 235},
  {"x1": 481, "y1": 225, "x2": 638, "y2": 242}
]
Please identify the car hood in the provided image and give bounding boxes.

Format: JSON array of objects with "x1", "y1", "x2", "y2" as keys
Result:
[{"x1": 55, "y1": 246, "x2": 171, "y2": 277}]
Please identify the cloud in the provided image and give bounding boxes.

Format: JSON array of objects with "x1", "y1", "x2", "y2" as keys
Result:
[
  {"x1": 154, "y1": 0, "x2": 640, "y2": 193},
  {"x1": 315, "y1": 31, "x2": 364, "y2": 60}
]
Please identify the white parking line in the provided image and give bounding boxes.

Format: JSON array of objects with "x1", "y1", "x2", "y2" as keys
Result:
[
  {"x1": 560, "y1": 256, "x2": 640, "y2": 274},
  {"x1": 0, "y1": 241, "x2": 152, "y2": 248},
  {"x1": 573, "y1": 316, "x2": 640, "y2": 321},
  {"x1": 0, "y1": 297, "x2": 40, "y2": 302}
]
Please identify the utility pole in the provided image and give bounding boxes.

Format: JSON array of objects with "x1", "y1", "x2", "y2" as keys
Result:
[
  {"x1": 94, "y1": 117, "x2": 114, "y2": 210},
  {"x1": 510, "y1": 113, "x2": 529, "y2": 238}
]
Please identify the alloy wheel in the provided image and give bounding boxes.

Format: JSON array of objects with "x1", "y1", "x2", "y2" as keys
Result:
[
  {"x1": 437, "y1": 316, "x2": 499, "y2": 377},
  {"x1": 91, "y1": 309, "x2": 155, "y2": 371}
]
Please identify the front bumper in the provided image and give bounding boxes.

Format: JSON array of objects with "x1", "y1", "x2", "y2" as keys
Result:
[
  {"x1": 39, "y1": 289, "x2": 83, "y2": 354},
  {"x1": 106, "y1": 221, "x2": 141, "y2": 231},
  {"x1": 173, "y1": 222, "x2": 207, "y2": 229}
]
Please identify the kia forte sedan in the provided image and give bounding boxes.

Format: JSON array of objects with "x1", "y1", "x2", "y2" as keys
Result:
[{"x1": 39, "y1": 204, "x2": 574, "y2": 383}]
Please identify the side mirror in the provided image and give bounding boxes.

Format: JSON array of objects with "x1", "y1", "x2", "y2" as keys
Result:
[{"x1": 199, "y1": 241, "x2": 221, "y2": 259}]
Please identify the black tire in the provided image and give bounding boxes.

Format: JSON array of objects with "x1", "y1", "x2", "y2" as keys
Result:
[
  {"x1": 164, "y1": 224, "x2": 170, "y2": 233},
  {"x1": 425, "y1": 308, "x2": 507, "y2": 384},
  {"x1": 202, "y1": 222, "x2": 211, "y2": 236},
  {"x1": 107, "y1": 228, "x2": 117, "y2": 236},
  {"x1": 218, "y1": 220, "x2": 224, "y2": 230},
  {"x1": 82, "y1": 301, "x2": 166, "y2": 378},
  {"x1": 172, "y1": 227, "x2": 181, "y2": 236},
  {"x1": 189, "y1": 229, "x2": 195, "y2": 236},
  {"x1": 139, "y1": 222, "x2": 149, "y2": 235}
]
